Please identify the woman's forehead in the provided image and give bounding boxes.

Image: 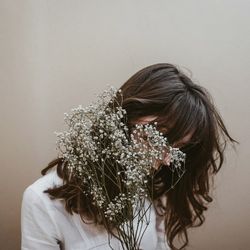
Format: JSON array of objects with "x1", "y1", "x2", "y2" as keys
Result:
[
  {"x1": 173, "y1": 132, "x2": 194, "y2": 147},
  {"x1": 135, "y1": 115, "x2": 158, "y2": 124},
  {"x1": 133, "y1": 115, "x2": 197, "y2": 146}
]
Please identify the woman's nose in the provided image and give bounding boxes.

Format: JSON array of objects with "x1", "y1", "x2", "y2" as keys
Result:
[{"x1": 163, "y1": 151, "x2": 171, "y2": 166}]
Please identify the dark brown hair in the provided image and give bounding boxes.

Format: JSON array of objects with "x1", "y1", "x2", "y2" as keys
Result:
[{"x1": 41, "y1": 63, "x2": 239, "y2": 249}]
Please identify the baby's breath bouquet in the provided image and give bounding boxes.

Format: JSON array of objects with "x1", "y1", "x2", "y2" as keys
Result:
[{"x1": 54, "y1": 86, "x2": 186, "y2": 250}]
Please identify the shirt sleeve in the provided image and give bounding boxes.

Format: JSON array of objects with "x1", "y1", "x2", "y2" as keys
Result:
[{"x1": 21, "y1": 186, "x2": 62, "y2": 250}]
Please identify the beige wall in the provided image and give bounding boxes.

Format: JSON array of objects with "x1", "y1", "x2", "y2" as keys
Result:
[{"x1": 0, "y1": 0, "x2": 249, "y2": 249}]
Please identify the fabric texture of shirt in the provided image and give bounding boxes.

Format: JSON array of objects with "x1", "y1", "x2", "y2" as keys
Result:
[{"x1": 21, "y1": 168, "x2": 170, "y2": 250}]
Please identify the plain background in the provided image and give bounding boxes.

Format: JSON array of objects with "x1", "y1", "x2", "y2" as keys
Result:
[{"x1": 0, "y1": 0, "x2": 249, "y2": 249}]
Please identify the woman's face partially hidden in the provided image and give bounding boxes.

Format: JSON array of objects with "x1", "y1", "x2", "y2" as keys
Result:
[{"x1": 132, "y1": 115, "x2": 193, "y2": 170}]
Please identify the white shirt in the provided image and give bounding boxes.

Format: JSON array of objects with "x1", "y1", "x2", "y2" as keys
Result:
[{"x1": 21, "y1": 168, "x2": 170, "y2": 250}]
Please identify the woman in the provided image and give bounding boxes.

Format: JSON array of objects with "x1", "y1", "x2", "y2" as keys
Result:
[{"x1": 21, "y1": 63, "x2": 238, "y2": 250}]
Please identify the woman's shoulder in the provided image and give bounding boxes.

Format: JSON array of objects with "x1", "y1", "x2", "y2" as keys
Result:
[
  {"x1": 21, "y1": 168, "x2": 65, "y2": 247},
  {"x1": 22, "y1": 167, "x2": 64, "y2": 208}
]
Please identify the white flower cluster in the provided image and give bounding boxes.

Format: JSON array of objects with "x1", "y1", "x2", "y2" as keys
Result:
[{"x1": 54, "y1": 85, "x2": 186, "y2": 226}]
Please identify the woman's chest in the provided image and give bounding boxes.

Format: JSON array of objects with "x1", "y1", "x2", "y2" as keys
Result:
[{"x1": 59, "y1": 213, "x2": 158, "y2": 250}]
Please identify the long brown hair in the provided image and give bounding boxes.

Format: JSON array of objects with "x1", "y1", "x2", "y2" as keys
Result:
[{"x1": 41, "y1": 63, "x2": 239, "y2": 249}]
